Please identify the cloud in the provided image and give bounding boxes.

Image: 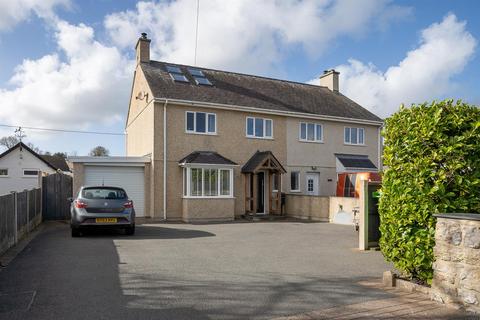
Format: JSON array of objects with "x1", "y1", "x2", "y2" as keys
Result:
[
  {"x1": 0, "y1": 19, "x2": 132, "y2": 130},
  {"x1": 0, "y1": 0, "x2": 70, "y2": 31},
  {"x1": 330, "y1": 13, "x2": 477, "y2": 118},
  {"x1": 104, "y1": 0, "x2": 411, "y2": 74}
]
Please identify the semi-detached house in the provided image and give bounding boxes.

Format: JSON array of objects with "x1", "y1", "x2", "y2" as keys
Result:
[{"x1": 71, "y1": 33, "x2": 383, "y2": 222}]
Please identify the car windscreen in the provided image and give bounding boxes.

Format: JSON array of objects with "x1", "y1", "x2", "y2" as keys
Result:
[{"x1": 82, "y1": 188, "x2": 127, "y2": 200}]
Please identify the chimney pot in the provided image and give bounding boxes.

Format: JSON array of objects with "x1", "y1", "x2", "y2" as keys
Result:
[
  {"x1": 136, "y1": 33, "x2": 151, "y2": 65},
  {"x1": 320, "y1": 69, "x2": 340, "y2": 92}
]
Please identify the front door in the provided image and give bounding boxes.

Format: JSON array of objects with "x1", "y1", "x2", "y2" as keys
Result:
[
  {"x1": 256, "y1": 172, "x2": 265, "y2": 214},
  {"x1": 305, "y1": 172, "x2": 319, "y2": 196}
]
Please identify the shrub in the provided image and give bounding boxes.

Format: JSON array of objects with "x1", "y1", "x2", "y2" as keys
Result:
[{"x1": 379, "y1": 100, "x2": 480, "y2": 283}]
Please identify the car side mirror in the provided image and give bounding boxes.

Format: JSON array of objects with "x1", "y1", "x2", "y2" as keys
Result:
[{"x1": 67, "y1": 197, "x2": 74, "y2": 202}]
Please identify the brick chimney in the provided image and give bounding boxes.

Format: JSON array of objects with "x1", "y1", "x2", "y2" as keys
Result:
[
  {"x1": 135, "y1": 32, "x2": 151, "y2": 65},
  {"x1": 320, "y1": 69, "x2": 339, "y2": 92}
]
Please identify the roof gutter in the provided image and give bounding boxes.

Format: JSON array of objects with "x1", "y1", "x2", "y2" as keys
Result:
[{"x1": 153, "y1": 97, "x2": 384, "y2": 126}]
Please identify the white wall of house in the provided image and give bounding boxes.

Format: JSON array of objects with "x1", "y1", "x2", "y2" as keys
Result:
[{"x1": 0, "y1": 147, "x2": 55, "y2": 195}]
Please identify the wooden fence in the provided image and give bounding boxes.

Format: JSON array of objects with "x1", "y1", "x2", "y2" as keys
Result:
[{"x1": 0, "y1": 188, "x2": 42, "y2": 256}]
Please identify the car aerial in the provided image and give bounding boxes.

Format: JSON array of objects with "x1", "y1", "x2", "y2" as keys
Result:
[{"x1": 70, "y1": 186, "x2": 135, "y2": 237}]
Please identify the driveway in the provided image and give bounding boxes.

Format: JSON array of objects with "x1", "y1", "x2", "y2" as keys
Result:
[{"x1": 0, "y1": 221, "x2": 393, "y2": 319}]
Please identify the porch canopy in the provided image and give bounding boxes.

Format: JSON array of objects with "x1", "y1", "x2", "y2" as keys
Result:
[
  {"x1": 242, "y1": 151, "x2": 286, "y2": 215},
  {"x1": 179, "y1": 151, "x2": 237, "y2": 166}
]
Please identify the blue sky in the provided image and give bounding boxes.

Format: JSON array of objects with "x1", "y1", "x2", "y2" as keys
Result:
[{"x1": 0, "y1": 0, "x2": 478, "y2": 156}]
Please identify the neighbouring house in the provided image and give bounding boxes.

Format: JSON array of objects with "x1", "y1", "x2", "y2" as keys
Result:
[
  {"x1": 71, "y1": 33, "x2": 383, "y2": 222},
  {"x1": 0, "y1": 142, "x2": 70, "y2": 196}
]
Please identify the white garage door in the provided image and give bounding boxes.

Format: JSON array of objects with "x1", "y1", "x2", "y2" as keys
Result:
[{"x1": 84, "y1": 165, "x2": 145, "y2": 217}]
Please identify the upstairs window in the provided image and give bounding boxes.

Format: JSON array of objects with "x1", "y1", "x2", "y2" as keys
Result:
[
  {"x1": 344, "y1": 127, "x2": 365, "y2": 145},
  {"x1": 299, "y1": 122, "x2": 323, "y2": 142},
  {"x1": 186, "y1": 111, "x2": 216, "y2": 134},
  {"x1": 167, "y1": 65, "x2": 189, "y2": 83},
  {"x1": 246, "y1": 117, "x2": 273, "y2": 139},
  {"x1": 0, "y1": 168, "x2": 8, "y2": 176}
]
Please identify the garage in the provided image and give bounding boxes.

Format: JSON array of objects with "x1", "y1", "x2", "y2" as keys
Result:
[{"x1": 69, "y1": 156, "x2": 150, "y2": 218}]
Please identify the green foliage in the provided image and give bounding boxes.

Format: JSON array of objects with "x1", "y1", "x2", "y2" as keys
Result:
[{"x1": 379, "y1": 100, "x2": 480, "y2": 282}]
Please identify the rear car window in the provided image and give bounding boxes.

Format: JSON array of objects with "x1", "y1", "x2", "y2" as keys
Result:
[{"x1": 82, "y1": 188, "x2": 127, "y2": 199}]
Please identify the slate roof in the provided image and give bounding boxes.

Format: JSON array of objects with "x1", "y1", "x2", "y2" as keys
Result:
[
  {"x1": 41, "y1": 155, "x2": 71, "y2": 172},
  {"x1": 140, "y1": 61, "x2": 383, "y2": 122},
  {"x1": 178, "y1": 151, "x2": 237, "y2": 166},
  {"x1": 335, "y1": 153, "x2": 377, "y2": 170},
  {"x1": 241, "y1": 150, "x2": 286, "y2": 173}
]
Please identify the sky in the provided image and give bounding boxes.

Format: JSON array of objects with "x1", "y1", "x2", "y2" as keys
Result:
[{"x1": 0, "y1": 0, "x2": 478, "y2": 156}]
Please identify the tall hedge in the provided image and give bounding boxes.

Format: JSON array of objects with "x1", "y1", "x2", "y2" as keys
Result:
[{"x1": 379, "y1": 100, "x2": 480, "y2": 282}]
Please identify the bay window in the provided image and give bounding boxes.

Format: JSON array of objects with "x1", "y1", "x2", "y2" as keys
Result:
[{"x1": 183, "y1": 167, "x2": 233, "y2": 197}]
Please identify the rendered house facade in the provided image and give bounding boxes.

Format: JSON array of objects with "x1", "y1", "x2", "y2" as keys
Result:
[{"x1": 125, "y1": 34, "x2": 383, "y2": 222}]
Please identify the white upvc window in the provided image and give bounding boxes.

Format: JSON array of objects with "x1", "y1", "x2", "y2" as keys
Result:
[
  {"x1": 246, "y1": 117, "x2": 273, "y2": 139},
  {"x1": 183, "y1": 167, "x2": 233, "y2": 198},
  {"x1": 186, "y1": 111, "x2": 216, "y2": 134},
  {"x1": 344, "y1": 127, "x2": 365, "y2": 145},
  {"x1": 299, "y1": 122, "x2": 323, "y2": 142},
  {"x1": 0, "y1": 168, "x2": 8, "y2": 177},
  {"x1": 23, "y1": 169, "x2": 39, "y2": 177},
  {"x1": 290, "y1": 171, "x2": 300, "y2": 192}
]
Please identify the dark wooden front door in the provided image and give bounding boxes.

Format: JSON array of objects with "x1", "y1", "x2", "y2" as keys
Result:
[{"x1": 256, "y1": 172, "x2": 265, "y2": 213}]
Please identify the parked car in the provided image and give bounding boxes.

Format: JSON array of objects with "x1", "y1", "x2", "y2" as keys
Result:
[{"x1": 70, "y1": 186, "x2": 135, "y2": 237}]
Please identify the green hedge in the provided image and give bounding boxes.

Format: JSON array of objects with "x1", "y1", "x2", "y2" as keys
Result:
[{"x1": 379, "y1": 100, "x2": 480, "y2": 282}]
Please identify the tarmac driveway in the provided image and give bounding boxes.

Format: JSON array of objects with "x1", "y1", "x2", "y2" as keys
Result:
[{"x1": 0, "y1": 221, "x2": 393, "y2": 320}]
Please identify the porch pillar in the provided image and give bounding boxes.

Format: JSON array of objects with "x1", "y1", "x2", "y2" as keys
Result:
[{"x1": 252, "y1": 173, "x2": 257, "y2": 214}]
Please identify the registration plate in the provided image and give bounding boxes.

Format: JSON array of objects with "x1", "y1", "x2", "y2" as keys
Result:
[{"x1": 95, "y1": 218, "x2": 117, "y2": 223}]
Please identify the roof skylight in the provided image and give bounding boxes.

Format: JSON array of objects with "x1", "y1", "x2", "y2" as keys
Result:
[
  {"x1": 194, "y1": 76, "x2": 212, "y2": 86},
  {"x1": 170, "y1": 73, "x2": 189, "y2": 83},
  {"x1": 188, "y1": 68, "x2": 204, "y2": 77},
  {"x1": 166, "y1": 65, "x2": 182, "y2": 74}
]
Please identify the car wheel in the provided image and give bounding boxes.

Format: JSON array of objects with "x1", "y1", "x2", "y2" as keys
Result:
[
  {"x1": 125, "y1": 225, "x2": 135, "y2": 236},
  {"x1": 71, "y1": 227, "x2": 81, "y2": 237}
]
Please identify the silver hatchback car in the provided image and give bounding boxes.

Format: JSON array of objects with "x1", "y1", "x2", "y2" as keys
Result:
[{"x1": 70, "y1": 186, "x2": 135, "y2": 237}]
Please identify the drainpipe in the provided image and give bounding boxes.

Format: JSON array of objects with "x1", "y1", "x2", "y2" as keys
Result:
[{"x1": 163, "y1": 100, "x2": 169, "y2": 220}]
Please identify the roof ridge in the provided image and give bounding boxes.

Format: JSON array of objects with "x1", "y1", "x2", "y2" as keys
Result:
[{"x1": 146, "y1": 60, "x2": 328, "y2": 90}]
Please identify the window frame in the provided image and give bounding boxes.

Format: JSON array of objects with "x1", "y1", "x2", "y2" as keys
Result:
[
  {"x1": 245, "y1": 117, "x2": 273, "y2": 139},
  {"x1": 185, "y1": 111, "x2": 217, "y2": 135},
  {"x1": 299, "y1": 122, "x2": 323, "y2": 143},
  {"x1": 23, "y1": 169, "x2": 39, "y2": 178},
  {"x1": 0, "y1": 168, "x2": 9, "y2": 177},
  {"x1": 290, "y1": 171, "x2": 300, "y2": 192},
  {"x1": 344, "y1": 126, "x2": 365, "y2": 145},
  {"x1": 183, "y1": 166, "x2": 234, "y2": 198}
]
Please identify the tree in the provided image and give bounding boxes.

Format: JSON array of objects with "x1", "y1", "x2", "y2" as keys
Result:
[
  {"x1": 52, "y1": 152, "x2": 67, "y2": 159},
  {"x1": 89, "y1": 146, "x2": 110, "y2": 157},
  {"x1": 0, "y1": 136, "x2": 19, "y2": 149}
]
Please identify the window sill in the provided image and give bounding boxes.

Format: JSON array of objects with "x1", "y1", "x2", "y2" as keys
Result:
[
  {"x1": 289, "y1": 190, "x2": 301, "y2": 193},
  {"x1": 182, "y1": 196, "x2": 235, "y2": 199},
  {"x1": 298, "y1": 140, "x2": 324, "y2": 144},
  {"x1": 343, "y1": 143, "x2": 366, "y2": 147},
  {"x1": 22, "y1": 176, "x2": 38, "y2": 178},
  {"x1": 246, "y1": 136, "x2": 274, "y2": 140},
  {"x1": 185, "y1": 131, "x2": 218, "y2": 136}
]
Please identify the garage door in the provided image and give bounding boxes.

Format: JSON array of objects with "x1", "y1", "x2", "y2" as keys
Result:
[{"x1": 84, "y1": 166, "x2": 145, "y2": 217}]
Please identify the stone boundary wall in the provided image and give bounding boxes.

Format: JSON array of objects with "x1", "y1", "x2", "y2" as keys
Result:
[{"x1": 432, "y1": 214, "x2": 480, "y2": 313}]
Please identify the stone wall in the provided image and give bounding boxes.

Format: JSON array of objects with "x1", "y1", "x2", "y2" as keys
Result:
[{"x1": 432, "y1": 214, "x2": 480, "y2": 313}]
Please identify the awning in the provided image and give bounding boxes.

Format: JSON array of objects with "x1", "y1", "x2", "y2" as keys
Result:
[
  {"x1": 335, "y1": 153, "x2": 377, "y2": 172},
  {"x1": 178, "y1": 151, "x2": 237, "y2": 166}
]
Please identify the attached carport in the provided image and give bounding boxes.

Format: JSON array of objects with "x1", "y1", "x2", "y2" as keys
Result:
[{"x1": 68, "y1": 156, "x2": 151, "y2": 217}]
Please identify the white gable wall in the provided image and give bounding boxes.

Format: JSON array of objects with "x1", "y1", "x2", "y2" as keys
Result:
[{"x1": 0, "y1": 147, "x2": 56, "y2": 196}]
